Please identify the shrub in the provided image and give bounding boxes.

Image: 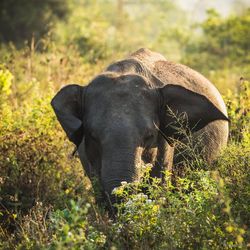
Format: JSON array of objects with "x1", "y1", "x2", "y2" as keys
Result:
[
  {"x1": 50, "y1": 199, "x2": 106, "y2": 249},
  {"x1": 225, "y1": 79, "x2": 250, "y2": 144},
  {"x1": 0, "y1": 66, "x2": 89, "y2": 247},
  {"x1": 109, "y1": 168, "x2": 247, "y2": 249},
  {"x1": 0, "y1": 64, "x2": 12, "y2": 106}
]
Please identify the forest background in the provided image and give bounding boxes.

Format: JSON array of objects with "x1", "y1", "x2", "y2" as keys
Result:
[{"x1": 0, "y1": 0, "x2": 249, "y2": 249}]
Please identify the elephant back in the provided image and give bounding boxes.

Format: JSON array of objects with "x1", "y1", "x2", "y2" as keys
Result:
[{"x1": 131, "y1": 48, "x2": 227, "y2": 115}]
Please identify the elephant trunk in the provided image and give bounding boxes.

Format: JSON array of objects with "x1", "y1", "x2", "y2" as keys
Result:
[{"x1": 101, "y1": 146, "x2": 139, "y2": 205}]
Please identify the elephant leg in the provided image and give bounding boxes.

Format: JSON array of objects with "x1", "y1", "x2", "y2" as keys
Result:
[
  {"x1": 151, "y1": 136, "x2": 174, "y2": 182},
  {"x1": 165, "y1": 144, "x2": 174, "y2": 172}
]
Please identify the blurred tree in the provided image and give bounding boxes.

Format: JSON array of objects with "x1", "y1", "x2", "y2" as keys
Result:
[
  {"x1": 183, "y1": 8, "x2": 250, "y2": 72},
  {"x1": 232, "y1": 0, "x2": 250, "y2": 14},
  {"x1": 54, "y1": 0, "x2": 185, "y2": 62},
  {"x1": 0, "y1": 0, "x2": 70, "y2": 46}
]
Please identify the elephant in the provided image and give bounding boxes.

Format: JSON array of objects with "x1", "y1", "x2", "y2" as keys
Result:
[{"x1": 51, "y1": 48, "x2": 229, "y2": 209}]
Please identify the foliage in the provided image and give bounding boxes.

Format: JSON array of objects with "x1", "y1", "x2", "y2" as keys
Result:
[
  {"x1": 225, "y1": 79, "x2": 250, "y2": 144},
  {"x1": 202, "y1": 9, "x2": 250, "y2": 67},
  {"x1": 0, "y1": 0, "x2": 70, "y2": 45},
  {"x1": 184, "y1": 9, "x2": 250, "y2": 70},
  {"x1": 53, "y1": 1, "x2": 114, "y2": 63},
  {"x1": 111, "y1": 168, "x2": 248, "y2": 249},
  {"x1": 182, "y1": 9, "x2": 250, "y2": 92},
  {"x1": 0, "y1": 66, "x2": 90, "y2": 248},
  {"x1": 0, "y1": 2, "x2": 250, "y2": 249},
  {"x1": 0, "y1": 64, "x2": 12, "y2": 106},
  {"x1": 53, "y1": 0, "x2": 186, "y2": 63},
  {"x1": 50, "y1": 200, "x2": 106, "y2": 249}
]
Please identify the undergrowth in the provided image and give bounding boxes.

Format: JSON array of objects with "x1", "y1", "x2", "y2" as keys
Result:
[{"x1": 0, "y1": 63, "x2": 249, "y2": 249}]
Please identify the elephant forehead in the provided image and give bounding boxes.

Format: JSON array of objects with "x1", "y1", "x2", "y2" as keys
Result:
[
  {"x1": 87, "y1": 88, "x2": 153, "y2": 116},
  {"x1": 87, "y1": 76, "x2": 155, "y2": 106},
  {"x1": 85, "y1": 87, "x2": 156, "y2": 132},
  {"x1": 87, "y1": 85, "x2": 156, "y2": 112},
  {"x1": 85, "y1": 74, "x2": 158, "y2": 128},
  {"x1": 91, "y1": 74, "x2": 150, "y2": 91}
]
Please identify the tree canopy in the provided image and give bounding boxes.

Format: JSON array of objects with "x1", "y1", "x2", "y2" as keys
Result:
[{"x1": 0, "y1": 0, "x2": 70, "y2": 45}]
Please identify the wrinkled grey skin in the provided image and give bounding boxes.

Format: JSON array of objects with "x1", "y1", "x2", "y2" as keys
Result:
[{"x1": 51, "y1": 48, "x2": 229, "y2": 208}]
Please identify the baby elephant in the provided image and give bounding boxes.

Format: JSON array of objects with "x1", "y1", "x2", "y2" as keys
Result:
[{"x1": 51, "y1": 48, "x2": 229, "y2": 207}]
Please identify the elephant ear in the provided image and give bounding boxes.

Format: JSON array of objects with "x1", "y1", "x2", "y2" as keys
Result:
[
  {"x1": 51, "y1": 84, "x2": 85, "y2": 147},
  {"x1": 159, "y1": 84, "x2": 229, "y2": 143}
]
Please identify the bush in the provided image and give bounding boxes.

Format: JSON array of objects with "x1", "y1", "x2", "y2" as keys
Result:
[
  {"x1": 35, "y1": 165, "x2": 249, "y2": 249},
  {"x1": 0, "y1": 66, "x2": 89, "y2": 247},
  {"x1": 108, "y1": 166, "x2": 247, "y2": 249},
  {"x1": 225, "y1": 79, "x2": 250, "y2": 144},
  {"x1": 50, "y1": 199, "x2": 106, "y2": 249}
]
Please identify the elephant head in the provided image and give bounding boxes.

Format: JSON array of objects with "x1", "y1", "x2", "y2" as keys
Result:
[{"x1": 51, "y1": 73, "x2": 228, "y2": 206}]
